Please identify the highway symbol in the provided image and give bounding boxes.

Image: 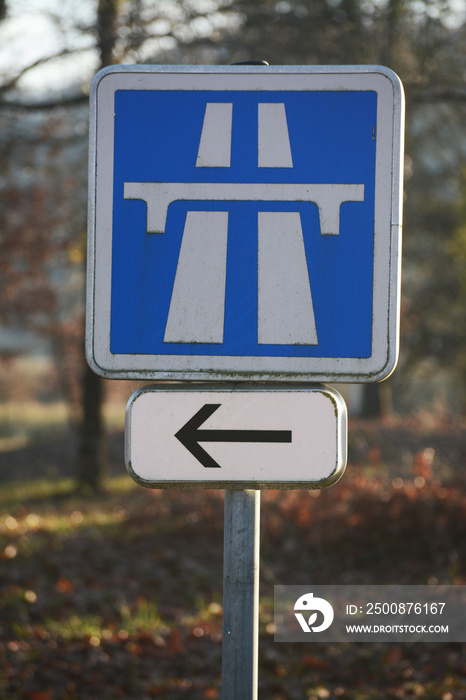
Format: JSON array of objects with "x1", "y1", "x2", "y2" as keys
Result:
[
  {"x1": 87, "y1": 65, "x2": 404, "y2": 382},
  {"x1": 125, "y1": 384, "x2": 347, "y2": 488},
  {"x1": 175, "y1": 403, "x2": 292, "y2": 469},
  {"x1": 122, "y1": 100, "x2": 364, "y2": 347}
]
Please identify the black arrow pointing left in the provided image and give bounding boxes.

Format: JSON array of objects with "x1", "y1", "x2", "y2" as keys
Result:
[{"x1": 175, "y1": 403, "x2": 292, "y2": 468}]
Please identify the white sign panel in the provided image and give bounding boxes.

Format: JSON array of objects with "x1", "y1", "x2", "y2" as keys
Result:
[
  {"x1": 87, "y1": 65, "x2": 404, "y2": 382},
  {"x1": 125, "y1": 384, "x2": 347, "y2": 488}
]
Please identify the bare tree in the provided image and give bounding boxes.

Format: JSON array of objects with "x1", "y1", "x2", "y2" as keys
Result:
[{"x1": 77, "y1": 0, "x2": 120, "y2": 492}]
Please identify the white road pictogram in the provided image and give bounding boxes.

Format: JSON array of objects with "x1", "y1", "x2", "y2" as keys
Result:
[{"x1": 123, "y1": 102, "x2": 364, "y2": 345}]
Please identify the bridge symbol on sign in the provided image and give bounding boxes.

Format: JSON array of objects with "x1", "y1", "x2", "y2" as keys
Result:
[{"x1": 124, "y1": 102, "x2": 364, "y2": 347}]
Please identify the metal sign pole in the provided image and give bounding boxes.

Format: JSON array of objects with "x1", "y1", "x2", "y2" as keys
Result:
[{"x1": 222, "y1": 489, "x2": 260, "y2": 700}]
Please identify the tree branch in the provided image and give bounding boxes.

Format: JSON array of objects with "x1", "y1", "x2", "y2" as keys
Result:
[
  {"x1": 0, "y1": 92, "x2": 89, "y2": 111},
  {"x1": 0, "y1": 49, "x2": 79, "y2": 95}
]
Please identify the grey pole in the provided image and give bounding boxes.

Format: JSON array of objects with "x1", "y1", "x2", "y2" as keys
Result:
[{"x1": 222, "y1": 489, "x2": 260, "y2": 700}]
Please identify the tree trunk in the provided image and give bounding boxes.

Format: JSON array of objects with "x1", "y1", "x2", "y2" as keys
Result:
[
  {"x1": 97, "y1": 0, "x2": 117, "y2": 68},
  {"x1": 360, "y1": 382, "x2": 393, "y2": 419},
  {"x1": 78, "y1": 363, "x2": 106, "y2": 492},
  {"x1": 77, "y1": 0, "x2": 117, "y2": 491},
  {"x1": 360, "y1": 384, "x2": 382, "y2": 419}
]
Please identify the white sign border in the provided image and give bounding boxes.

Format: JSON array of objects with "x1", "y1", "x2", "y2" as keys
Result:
[{"x1": 87, "y1": 65, "x2": 404, "y2": 383}]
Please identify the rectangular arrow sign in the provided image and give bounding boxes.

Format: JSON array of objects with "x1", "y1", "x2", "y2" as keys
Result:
[{"x1": 125, "y1": 384, "x2": 347, "y2": 489}]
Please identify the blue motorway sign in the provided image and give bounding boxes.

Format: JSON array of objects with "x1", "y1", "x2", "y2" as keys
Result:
[{"x1": 86, "y1": 66, "x2": 404, "y2": 382}]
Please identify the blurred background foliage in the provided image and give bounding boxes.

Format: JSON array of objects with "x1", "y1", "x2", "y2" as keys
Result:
[{"x1": 0, "y1": 0, "x2": 465, "y2": 489}]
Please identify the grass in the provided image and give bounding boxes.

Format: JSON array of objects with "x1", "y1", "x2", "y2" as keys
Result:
[
  {"x1": 43, "y1": 599, "x2": 168, "y2": 643},
  {"x1": 0, "y1": 474, "x2": 171, "y2": 638},
  {"x1": 0, "y1": 400, "x2": 127, "y2": 451},
  {"x1": 0, "y1": 474, "x2": 134, "y2": 530},
  {"x1": 0, "y1": 473, "x2": 226, "y2": 698},
  {"x1": 0, "y1": 401, "x2": 70, "y2": 449}
]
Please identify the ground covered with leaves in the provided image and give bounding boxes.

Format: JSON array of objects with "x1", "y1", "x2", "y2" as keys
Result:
[{"x1": 0, "y1": 417, "x2": 465, "y2": 699}]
